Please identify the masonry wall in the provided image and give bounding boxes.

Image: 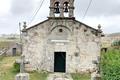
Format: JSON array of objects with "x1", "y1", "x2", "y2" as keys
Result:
[{"x1": 22, "y1": 19, "x2": 100, "y2": 73}]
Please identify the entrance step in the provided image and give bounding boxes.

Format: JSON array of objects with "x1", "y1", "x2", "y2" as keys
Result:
[{"x1": 47, "y1": 73, "x2": 73, "y2": 80}]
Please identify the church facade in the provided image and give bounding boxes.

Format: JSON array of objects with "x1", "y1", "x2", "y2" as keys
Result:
[{"x1": 22, "y1": 0, "x2": 102, "y2": 73}]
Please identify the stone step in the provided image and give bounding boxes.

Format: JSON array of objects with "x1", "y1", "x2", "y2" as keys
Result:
[{"x1": 47, "y1": 73, "x2": 73, "y2": 80}]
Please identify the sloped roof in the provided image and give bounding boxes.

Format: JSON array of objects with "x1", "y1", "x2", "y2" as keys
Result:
[
  {"x1": 26, "y1": 18, "x2": 99, "y2": 32},
  {"x1": 26, "y1": 19, "x2": 49, "y2": 30},
  {"x1": 74, "y1": 19, "x2": 98, "y2": 31}
]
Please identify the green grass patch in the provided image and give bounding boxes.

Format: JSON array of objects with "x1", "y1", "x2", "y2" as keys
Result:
[
  {"x1": 101, "y1": 49, "x2": 120, "y2": 80},
  {"x1": 0, "y1": 56, "x2": 4, "y2": 61},
  {"x1": 13, "y1": 62, "x2": 20, "y2": 72},
  {"x1": 0, "y1": 56, "x2": 19, "y2": 80},
  {"x1": 71, "y1": 73, "x2": 90, "y2": 80},
  {"x1": 30, "y1": 71, "x2": 48, "y2": 80},
  {"x1": 0, "y1": 56, "x2": 91, "y2": 80},
  {"x1": 0, "y1": 56, "x2": 48, "y2": 80}
]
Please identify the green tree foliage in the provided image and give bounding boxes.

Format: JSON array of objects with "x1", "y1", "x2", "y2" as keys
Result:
[
  {"x1": 112, "y1": 40, "x2": 120, "y2": 46},
  {"x1": 118, "y1": 40, "x2": 120, "y2": 46},
  {"x1": 101, "y1": 49, "x2": 120, "y2": 80}
]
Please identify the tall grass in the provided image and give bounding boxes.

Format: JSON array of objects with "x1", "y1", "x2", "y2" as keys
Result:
[{"x1": 101, "y1": 49, "x2": 120, "y2": 80}]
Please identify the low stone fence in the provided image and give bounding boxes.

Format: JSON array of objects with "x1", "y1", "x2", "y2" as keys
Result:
[{"x1": 0, "y1": 48, "x2": 8, "y2": 56}]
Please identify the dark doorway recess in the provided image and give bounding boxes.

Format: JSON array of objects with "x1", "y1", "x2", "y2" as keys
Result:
[
  {"x1": 12, "y1": 48, "x2": 16, "y2": 56},
  {"x1": 54, "y1": 52, "x2": 66, "y2": 72}
]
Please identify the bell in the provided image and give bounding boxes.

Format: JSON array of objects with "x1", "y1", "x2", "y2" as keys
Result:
[
  {"x1": 64, "y1": 2, "x2": 69, "y2": 13},
  {"x1": 54, "y1": 7, "x2": 60, "y2": 13},
  {"x1": 54, "y1": 2, "x2": 60, "y2": 14},
  {"x1": 64, "y1": 7, "x2": 68, "y2": 12}
]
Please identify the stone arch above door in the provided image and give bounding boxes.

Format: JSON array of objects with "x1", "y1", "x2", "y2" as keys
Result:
[
  {"x1": 50, "y1": 25, "x2": 72, "y2": 34},
  {"x1": 48, "y1": 25, "x2": 72, "y2": 41}
]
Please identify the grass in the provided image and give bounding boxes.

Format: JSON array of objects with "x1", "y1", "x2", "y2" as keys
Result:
[
  {"x1": 0, "y1": 37, "x2": 20, "y2": 42},
  {"x1": 0, "y1": 38, "x2": 20, "y2": 49},
  {"x1": 101, "y1": 49, "x2": 120, "y2": 80},
  {"x1": 71, "y1": 73, "x2": 90, "y2": 80},
  {"x1": 30, "y1": 71, "x2": 48, "y2": 80},
  {"x1": 0, "y1": 41, "x2": 11, "y2": 48},
  {"x1": 0, "y1": 56, "x2": 19, "y2": 80},
  {"x1": 0, "y1": 56, "x2": 92, "y2": 80},
  {"x1": 0, "y1": 56, "x2": 4, "y2": 61},
  {"x1": 0, "y1": 56, "x2": 48, "y2": 80}
]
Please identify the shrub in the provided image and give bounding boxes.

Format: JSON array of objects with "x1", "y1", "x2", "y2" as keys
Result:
[{"x1": 13, "y1": 62, "x2": 20, "y2": 72}]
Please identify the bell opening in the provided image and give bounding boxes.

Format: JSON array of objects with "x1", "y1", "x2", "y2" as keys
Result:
[
  {"x1": 64, "y1": 2, "x2": 69, "y2": 13},
  {"x1": 54, "y1": 2, "x2": 60, "y2": 14}
]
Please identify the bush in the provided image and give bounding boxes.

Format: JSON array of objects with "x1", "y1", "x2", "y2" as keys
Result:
[{"x1": 13, "y1": 62, "x2": 20, "y2": 72}]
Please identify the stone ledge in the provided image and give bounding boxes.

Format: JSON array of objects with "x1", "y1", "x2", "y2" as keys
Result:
[
  {"x1": 47, "y1": 73, "x2": 73, "y2": 80},
  {"x1": 15, "y1": 73, "x2": 29, "y2": 80}
]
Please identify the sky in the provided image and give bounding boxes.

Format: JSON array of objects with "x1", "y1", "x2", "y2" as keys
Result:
[{"x1": 0, "y1": 0, "x2": 120, "y2": 34}]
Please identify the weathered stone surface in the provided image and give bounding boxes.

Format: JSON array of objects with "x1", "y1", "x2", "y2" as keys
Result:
[
  {"x1": 22, "y1": 19, "x2": 101, "y2": 73},
  {"x1": 15, "y1": 73, "x2": 29, "y2": 80},
  {"x1": 47, "y1": 73, "x2": 73, "y2": 80},
  {"x1": 22, "y1": 0, "x2": 101, "y2": 73},
  {"x1": 16, "y1": 56, "x2": 29, "y2": 73},
  {"x1": 91, "y1": 72, "x2": 101, "y2": 80}
]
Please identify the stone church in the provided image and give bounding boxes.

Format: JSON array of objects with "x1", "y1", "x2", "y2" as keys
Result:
[{"x1": 22, "y1": 0, "x2": 102, "y2": 73}]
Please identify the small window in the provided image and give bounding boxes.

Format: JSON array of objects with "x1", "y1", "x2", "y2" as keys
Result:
[
  {"x1": 74, "y1": 52, "x2": 79, "y2": 57},
  {"x1": 84, "y1": 29, "x2": 87, "y2": 32},
  {"x1": 76, "y1": 27, "x2": 79, "y2": 29},
  {"x1": 59, "y1": 29, "x2": 63, "y2": 32}
]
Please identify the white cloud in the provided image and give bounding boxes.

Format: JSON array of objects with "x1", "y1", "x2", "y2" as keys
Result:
[
  {"x1": 0, "y1": 0, "x2": 11, "y2": 16},
  {"x1": 10, "y1": 0, "x2": 35, "y2": 15},
  {"x1": 80, "y1": 15, "x2": 120, "y2": 33},
  {"x1": 0, "y1": 0, "x2": 120, "y2": 34},
  {"x1": 28, "y1": 0, "x2": 49, "y2": 26}
]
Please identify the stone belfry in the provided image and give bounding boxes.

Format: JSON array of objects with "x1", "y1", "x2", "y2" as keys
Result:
[{"x1": 49, "y1": 0, "x2": 74, "y2": 18}]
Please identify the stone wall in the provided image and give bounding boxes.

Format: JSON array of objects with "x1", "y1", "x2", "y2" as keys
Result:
[{"x1": 22, "y1": 19, "x2": 100, "y2": 73}]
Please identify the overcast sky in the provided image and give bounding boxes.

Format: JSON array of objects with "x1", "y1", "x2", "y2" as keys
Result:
[{"x1": 0, "y1": 0, "x2": 120, "y2": 34}]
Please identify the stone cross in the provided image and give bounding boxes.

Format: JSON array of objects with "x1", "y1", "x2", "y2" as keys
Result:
[{"x1": 16, "y1": 55, "x2": 29, "y2": 73}]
